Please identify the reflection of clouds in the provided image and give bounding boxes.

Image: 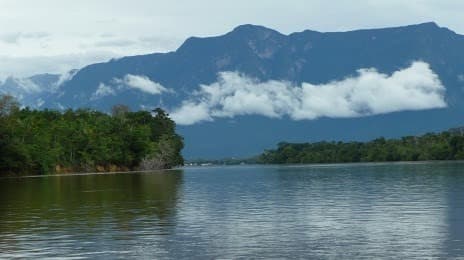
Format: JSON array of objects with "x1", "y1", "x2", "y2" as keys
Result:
[
  {"x1": 175, "y1": 164, "x2": 449, "y2": 258},
  {"x1": 296, "y1": 177, "x2": 447, "y2": 257}
]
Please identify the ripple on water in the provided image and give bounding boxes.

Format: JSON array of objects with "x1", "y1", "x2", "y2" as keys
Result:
[{"x1": 0, "y1": 163, "x2": 463, "y2": 258}]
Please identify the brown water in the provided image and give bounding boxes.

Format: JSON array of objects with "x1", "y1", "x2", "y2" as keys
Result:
[{"x1": 1, "y1": 162, "x2": 464, "y2": 259}]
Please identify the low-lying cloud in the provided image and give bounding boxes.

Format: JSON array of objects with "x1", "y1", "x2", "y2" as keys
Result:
[
  {"x1": 55, "y1": 69, "x2": 78, "y2": 88},
  {"x1": 0, "y1": 77, "x2": 42, "y2": 102},
  {"x1": 458, "y1": 74, "x2": 464, "y2": 82},
  {"x1": 91, "y1": 74, "x2": 173, "y2": 100},
  {"x1": 114, "y1": 74, "x2": 171, "y2": 95},
  {"x1": 91, "y1": 83, "x2": 115, "y2": 100},
  {"x1": 170, "y1": 62, "x2": 447, "y2": 125},
  {"x1": 6, "y1": 77, "x2": 42, "y2": 93}
]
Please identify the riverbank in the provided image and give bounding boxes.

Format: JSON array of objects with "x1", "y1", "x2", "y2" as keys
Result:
[
  {"x1": 258, "y1": 129, "x2": 464, "y2": 164},
  {"x1": 0, "y1": 167, "x2": 183, "y2": 180}
]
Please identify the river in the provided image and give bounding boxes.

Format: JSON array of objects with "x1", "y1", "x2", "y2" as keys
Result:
[{"x1": 1, "y1": 162, "x2": 463, "y2": 259}]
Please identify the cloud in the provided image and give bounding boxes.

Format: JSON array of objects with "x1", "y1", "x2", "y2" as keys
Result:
[
  {"x1": 0, "y1": 77, "x2": 44, "y2": 105},
  {"x1": 36, "y1": 98, "x2": 45, "y2": 107},
  {"x1": 54, "y1": 69, "x2": 79, "y2": 88},
  {"x1": 0, "y1": 33, "x2": 23, "y2": 44},
  {"x1": 114, "y1": 74, "x2": 171, "y2": 95},
  {"x1": 169, "y1": 102, "x2": 213, "y2": 125},
  {"x1": 89, "y1": 74, "x2": 174, "y2": 100},
  {"x1": 0, "y1": 51, "x2": 118, "y2": 79},
  {"x1": 3, "y1": 1, "x2": 464, "y2": 78},
  {"x1": 17, "y1": 78, "x2": 42, "y2": 93},
  {"x1": 90, "y1": 74, "x2": 173, "y2": 100},
  {"x1": 170, "y1": 61, "x2": 446, "y2": 125},
  {"x1": 0, "y1": 32, "x2": 50, "y2": 44},
  {"x1": 0, "y1": 77, "x2": 42, "y2": 94},
  {"x1": 94, "y1": 39, "x2": 136, "y2": 47},
  {"x1": 91, "y1": 83, "x2": 115, "y2": 100}
]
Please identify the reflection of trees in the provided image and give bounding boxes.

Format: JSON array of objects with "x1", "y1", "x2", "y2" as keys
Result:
[{"x1": 0, "y1": 171, "x2": 183, "y2": 238}]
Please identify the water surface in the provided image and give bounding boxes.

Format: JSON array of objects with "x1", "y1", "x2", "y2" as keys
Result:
[{"x1": 1, "y1": 162, "x2": 464, "y2": 259}]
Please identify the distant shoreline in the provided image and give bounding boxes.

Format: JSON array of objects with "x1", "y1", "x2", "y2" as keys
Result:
[
  {"x1": 183, "y1": 159, "x2": 464, "y2": 168},
  {"x1": 2, "y1": 160, "x2": 464, "y2": 179},
  {"x1": 257, "y1": 129, "x2": 464, "y2": 165}
]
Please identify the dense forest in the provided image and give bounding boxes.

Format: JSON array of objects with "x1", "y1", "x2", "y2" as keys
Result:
[
  {"x1": 258, "y1": 128, "x2": 464, "y2": 164},
  {"x1": 0, "y1": 95, "x2": 183, "y2": 175}
]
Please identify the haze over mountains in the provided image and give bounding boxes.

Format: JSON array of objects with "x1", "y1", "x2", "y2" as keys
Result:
[{"x1": 1, "y1": 22, "x2": 464, "y2": 158}]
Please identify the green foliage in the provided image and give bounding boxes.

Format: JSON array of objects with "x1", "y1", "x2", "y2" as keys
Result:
[
  {"x1": 0, "y1": 96, "x2": 183, "y2": 175},
  {"x1": 258, "y1": 130, "x2": 464, "y2": 164},
  {"x1": 0, "y1": 95, "x2": 19, "y2": 117}
]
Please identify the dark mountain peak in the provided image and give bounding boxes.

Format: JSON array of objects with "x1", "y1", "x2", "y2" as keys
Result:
[
  {"x1": 385, "y1": 21, "x2": 456, "y2": 34},
  {"x1": 231, "y1": 24, "x2": 282, "y2": 34},
  {"x1": 176, "y1": 36, "x2": 207, "y2": 53},
  {"x1": 176, "y1": 24, "x2": 287, "y2": 58},
  {"x1": 313, "y1": 21, "x2": 450, "y2": 36},
  {"x1": 228, "y1": 24, "x2": 285, "y2": 41},
  {"x1": 393, "y1": 21, "x2": 458, "y2": 37},
  {"x1": 412, "y1": 21, "x2": 439, "y2": 28},
  {"x1": 288, "y1": 29, "x2": 323, "y2": 41},
  {"x1": 404, "y1": 21, "x2": 451, "y2": 32},
  {"x1": 180, "y1": 24, "x2": 284, "y2": 44},
  {"x1": 297, "y1": 29, "x2": 322, "y2": 35}
]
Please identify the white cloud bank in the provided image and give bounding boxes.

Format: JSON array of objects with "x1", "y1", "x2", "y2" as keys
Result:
[{"x1": 170, "y1": 62, "x2": 447, "y2": 125}]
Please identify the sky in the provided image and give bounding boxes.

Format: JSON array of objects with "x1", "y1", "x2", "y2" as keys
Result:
[{"x1": 0, "y1": 0, "x2": 463, "y2": 78}]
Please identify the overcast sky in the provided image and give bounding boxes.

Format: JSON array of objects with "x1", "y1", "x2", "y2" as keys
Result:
[{"x1": 0, "y1": 0, "x2": 463, "y2": 78}]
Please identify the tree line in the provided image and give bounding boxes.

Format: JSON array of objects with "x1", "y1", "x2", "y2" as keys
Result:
[
  {"x1": 258, "y1": 129, "x2": 464, "y2": 164},
  {"x1": 0, "y1": 95, "x2": 183, "y2": 175}
]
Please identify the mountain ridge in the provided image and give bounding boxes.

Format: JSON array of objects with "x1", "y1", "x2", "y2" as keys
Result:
[{"x1": 1, "y1": 22, "x2": 464, "y2": 158}]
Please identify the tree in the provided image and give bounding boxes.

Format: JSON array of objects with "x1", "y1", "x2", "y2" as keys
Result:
[
  {"x1": 0, "y1": 95, "x2": 19, "y2": 117},
  {"x1": 111, "y1": 104, "x2": 130, "y2": 117},
  {"x1": 0, "y1": 100, "x2": 184, "y2": 175},
  {"x1": 140, "y1": 134, "x2": 181, "y2": 170},
  {"x1": 258, "y1": 130, "x2": 464, "y2": 164}
]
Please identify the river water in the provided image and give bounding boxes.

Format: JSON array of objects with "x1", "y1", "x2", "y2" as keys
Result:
[{"x1": 1, "y1": 162, "x2": 463, "y2": 259}]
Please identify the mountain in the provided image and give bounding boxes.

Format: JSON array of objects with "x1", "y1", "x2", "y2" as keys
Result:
[
  {"x1": 0, "y1": 73, "x2": 61, "y2": 108},
  {"x1": 2, "y1": 22, "x2": 464, "y2": 158}
]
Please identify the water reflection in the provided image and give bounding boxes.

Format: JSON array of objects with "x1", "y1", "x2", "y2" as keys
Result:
[
  {"x1": 273, "y1": 163, "x2": 450, "y2": 258},
  {"x1": 443, "y1": 164, "x2": 464, "y2": 258},
  {"x1": 173, "y1": 163, "x2": 462, "y2": 258},
  {"x1": 1, "y1": 163, "x2": 464, "y2": 258},
  {"x1": 0, "y1": 171, "x2": 183, "y2": 258}
]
